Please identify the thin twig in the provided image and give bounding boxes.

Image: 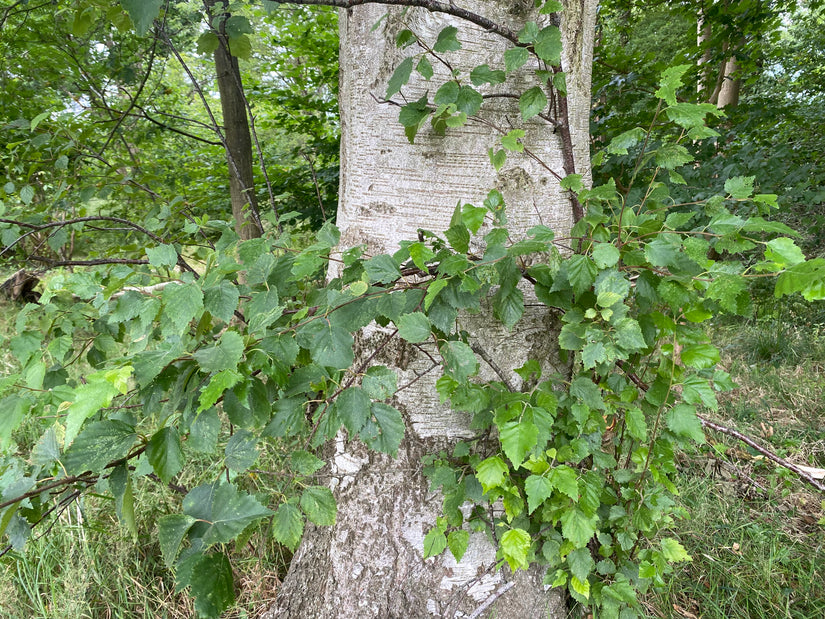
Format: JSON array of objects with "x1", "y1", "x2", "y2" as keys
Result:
[{"x1": 699, "y1": 415, "x2": 825, "y2": 493}]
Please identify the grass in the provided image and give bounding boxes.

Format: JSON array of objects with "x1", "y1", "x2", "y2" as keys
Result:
[{"x1": 646, "y1": 307, "x2": 825, "y2": 619}]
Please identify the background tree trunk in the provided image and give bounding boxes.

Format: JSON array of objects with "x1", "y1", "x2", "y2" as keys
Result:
[
  {"x1": 266, "y1": 2, "x2": 598, "y2": 617},
  {"x1": 209, "y1": 0, "x2": 262, "y2": 239}
]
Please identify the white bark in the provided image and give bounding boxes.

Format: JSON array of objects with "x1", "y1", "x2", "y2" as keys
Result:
[{"x1": 266, "y1": 2, "x2": 598, "y2": 617}]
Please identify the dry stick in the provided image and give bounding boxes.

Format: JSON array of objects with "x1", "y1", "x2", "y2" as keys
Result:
[
  {"x1": 156, "y1": 23, "x2": 264, "y2": 235},
  {"x1": 698, "y1": 415, "x2": 825, "y2": 493},
  {"x1": 467, "y1": 581, "x2": 515, "y2": 619}
]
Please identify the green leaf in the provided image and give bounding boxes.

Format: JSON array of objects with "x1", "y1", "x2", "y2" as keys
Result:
[
  {"x1": 423, "y1": 527, "x2": 447, "y2": 558},
  {"x1": 606, "y1": 127, "x2": 645, "y2": 155},
  {"x1": 681, "y1": 375, "x2": 717, "y2": 411},
  {"x1": 447, "y1": 529, "x2": 470, "y2": 562},
  {"x1": 667, "y1": 403, "x2": 706, "y2": 443},
  {"x1": 416, "y1": 56, "x2": 433, "y2": 80},
  {"x1": 0, "y1": 396, "x2": 30, "y2": 450},
  {"x1": 19, "y1": 184, "x2": 34, "y2": 205},
  {"x1": 561, "y1": 508, "x2": 597, "y2": 548},
  {"x1": 204, "y1": 281, "x2": 240, "y2": 324},
  {"x1": 567, "y1": 547, "x2": 595, "y2": 583},
  {"x1": 500, "y1": 420, "x2": 538, "y2": 468},
  {"x1": 336, "y1": 387, "x2": 371, "y2": 434},
  {"x1": 501, "y1": 128, "x2": 526, "y2": 152},
  {"x1": 534, "y1": 26, "x2": 561, "y2": 65},
  {"x1": 680, "y1": 343, "x2": 720, "y2": 369},
  {"x1": 189, "y1": 408, "x2": 220, "y2": 453},
  {"x1": 440, "y1": 341, "x2": 479, "y2": 382},
  {"x1": 64, "y1": 368, "x2": 132, "y2": 447},
  {"x1": 189, "y1": 552, "x2": 235, "y2": 619},
  {"x1": 62, "y1": 420, "x2": 136, "y2": 475},
  {"x1": 615, "y1": 318, "x2": 647, "y2": 352},
  {"x1": 158, "y1": 514, "x2": 196, "y2": 568},
  {"x1": 655, "y1": 143, "x2": 692, "y2": 169},
  {"x1": 592, "y1": 243, "x2": 620, "y2": 269},
  {"x1": 517, "y1": 21, "x2": 539, "y2": 44},
  {"x1": 183, "y1": 483, "x2": 272, "y2": 545},
  {"x1": 765, "y1": 238, "x2": 805, "y2": 268},
  {"x1": 625, "y1": 407, "x2": 647, "y2": 441},
  {"x1": 500, "y1": 528, "x2": 531, "y2": 571},
  {"x1": 193, "y1": 330, "x2": 244, "y2": 373},
  {"x1": 655, "y1": 65, "x2": 689, "y2": 106},
  {"x1": 247, "y1": 288, "x2": 283, "y2": 334},
  {"x1": 476, "y1": 456, "x2": 508, "y2": 492},
  {"x1": 724, "y1": 175, "x2": 755, "y2": 199},
  {"x1": 146, "y1": 244, "x2": 178, "y2": 268},
  {"x1": 540, "y1": 0, "x2": 564, "y2": 13},
  {"x1": 225, "y1": 429, "x2": 259, "y2": 471},
  {"x1": 120, "y1": 0, "x2": 163, "y2": 36},
  {"x1": 361, "y1": 366, "x2": 397, "y2": 400},
  {"x1": 504, "y1": 47, "x2": 529, "y2": 73},
  {"x1": 570, "y1": 376, "x2": 604, "y2": 410},
  {"x1": 364, "y1": 254, "x2": 402, "y2": 284},
  {"x1": 296, "y1": 319, "x2": 354, "y2": 369},
  {"x1": 660, "y1": 537, "x2": 692, "y2": 562},
  {"x1": 493, "y1": 284, "x2": 524, "y2": 330},
  {"x1": 433, "y1": 26, "x2": 461, "y2": 52},
  {"x1": 386, "y1": 56, "x2": 413, "y2": 99},
  {"x1": 273, "y1": 503, "x2": 304, "y2": 551},
  {"x1": 595, "y1": 269, "x2": 631, "y2": 307},
  {"x1": 665, "y1": 102, "x2": 720, "y2": 129},
  {"x1": 470, "y1": 64, "x2": 506, "y2": 86},
  {"x1": 566, "y1": 255, "x2": 597, "y2": 296},
  {"x1": 519, "y1": 86, "x2": 548, "y2": 120},
  {"x1": 162, "y1": 282, "x2": 204, "y2": 336},
  {"x1": 550, "y1": 465, "x2": 579, "y2": 502},
  {"x1": 525, "y1": 475, "x2": 553, "y2": 514},
  {"x1": 456, "y1": 86, "x2": 483, "y2": 116},
  {"x1": 397, "y1": 312, "x2": 432, "y2": 343},
  {"x1": 197, "y1": 31, "x2": 219, "y2": 54},
  {"x1": 198, "y1": 369, "x2": 242, "y2": 412},
  {"x1": 147, "y1": 427, "x2": 183, "y2": 483},
  {"x1": 409, "y1": 241, "x2": 435, "y2": 271},
  {"x1": 300, "y1": 486, "x2": 337, "y2": 526},
  {"x1": 364, "y1": 402, "x2": 405, "y2": 455}
]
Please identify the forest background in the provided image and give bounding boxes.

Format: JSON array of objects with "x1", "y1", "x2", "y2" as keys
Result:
[{"x1": 0, "y1": 0, "x2": 824, "y2": 618}]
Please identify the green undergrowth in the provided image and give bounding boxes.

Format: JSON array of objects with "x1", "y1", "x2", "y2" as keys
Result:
[{"x1": 647, "y1": 302, "x2": 825, "y2": 619}]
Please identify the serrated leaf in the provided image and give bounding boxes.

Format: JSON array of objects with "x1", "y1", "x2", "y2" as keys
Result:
[
  {"x1": 456, "y1": 85, "x2": 483, "y2": 116},
  {"x1": 655, "y1": 64, "x2": 689, "y2": 106},
  {"x1": 64, "y1": 370, "x2": 131, "y2": 447},
  {"x1": 364, "y1": 254, "x2": 402, "y2": 284},
  {"x1": 667, "y1": 403, "x2": 706, "y2": 442},
  {"x1": 504, "y1": 47, "x2": 529, "y2": 73},
  {"x1": 567, "y1": 547, "x2": 595, "y2": 583},
  {"x1": 183, "y1": 482, "x2": 272, "y2": 545},
  {"x1": 433, "y1": 25, "x2": 460, "y2": 52},
  {"x1": 336, "y1": 387, "x2": 371, "y2": 434},
  {"x1": 146, "y1": 244, "x2": 177, "y2": 268},
  {"x1": 364, "y1": 402, "x2": 405, "y2": 455},
  {"x1": 655, "y1": 143, "x2": 692, "y2": 169},
  {"x1": 203, "y1": 281, "x2": 240, "y2": 324},
  {"x1": 440, "y1": 341, "x2": 478, "y2": 381},
  {"x1": 423, "y1": 527, "x2": 447, "y2": 558},
  {"x1": 193, "y1": 330, "x2": 244, "y2": 373},
  {"x1": 476, "y1": 456, "x2": 508, "y2": 493},
  {"x1": 666, "y1": 102, "x2": 720, "y2": 129},
  {"x1": 158, "y1": 514, "x2": 197, "y2": 568},
  {"x1": 519, "y1": 86, "x2": 547, "y2": 120},
  {"x1": 570, "y1": 376, "x2": 603, "y2": 410},
  {"x1": 607, "y1": 127, "x2": 645, "y2": 155},
  {"x1": 397, "y1": 312, "x2": 431, "y2": 343},
  {"x1": 765, "y1": 238, "x2": 805, "y2": 268},
  {"x1": 500, "y1": 420, "x2": 538, "y2": 468},
  {"x1": 724, "y1": 175, "x2": 755, "y2": 199},
  {"x1": 361, "y1": 366, "x2": 397, "y2": 400},
  {"x1": 550, "y1": 465, "x2": 579, "y2": 502},
  {"x1": 147, "y1": 427, "x2": 183, "y2": 483},
  {"x1": 625, "y1": 407, "x2": 646, "y2": 441},
  {"x1": 120, "y1": 0, "x2": 163, "y2": 36},
  {"x1": 225, "y1": 429, "x2": 258, "y2": 471},
  {"x1": 62, "y1": 420, "x2": 136, "y2": 474},
  {"x1": 493, "y1": 284, "x2": 524, "y2": 330},
  {"x1": 566, "y1": 255, "x2": 597, "y2": 296},
  {"x1": 447, "y1": 529, "x2": 469, "y2": 562},
  {"x1": 660, "y1": 537, "x2": 692, "y2": 562},
  {"x1": 197, "y1": 31, "x2": 219, "y2": 54},
  {"x1": 680, "y1": 343, "x2": 719, "y2": 369},
  {"x1": 386, "y1": 56, "x2": 414, "y2": 99},
  {"x1": 296, "y1": 319, "x2": 354, "y2": 369},
  {"x1": 300, "y1": 486, "x2": 337, "y2": 526},
  {"x1": 592, "y1": 243, "x2": 620, "y2": 268},
  {"x1": 189, "y1": 552, "x2": 235, "y2": 618},
  {"x1": 470, "y1": 64, "x2": 506, "y2": 86},
  {"x1": 525, "y1": 475, "x2": 553, "y2": 514},
  {"x1": 500, "y1": 528, "x2": 531, "y2": 571},
  {"x1": 162, "y1": 282, "x2": 204, "y2": 335},
  {"x1": 534, "y1": 26, "x2": 561, "y2": 64},
  {"x1": 197, "y1": 369, "x2": 242, "y2": 412},
  {"x1": 561, "y1": 508, "x2": 597, "y2": 548},
  {"x1": 416, "y1": 56, "x2": 433, "y2": 80},
  {"x1": 681, "y1": 376, "x2": 717, "y2": 411},
  {"x1": 273, "y1": 504, "x2": 304, "y2": 551}
]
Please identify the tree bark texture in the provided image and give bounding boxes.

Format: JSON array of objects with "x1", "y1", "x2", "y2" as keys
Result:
[
  {"x1": 211, "y1": 2, "x2": 262, "y2": 239},
  {"x1": 266, "y1": 2, "x2": 598, "y2": 617}
]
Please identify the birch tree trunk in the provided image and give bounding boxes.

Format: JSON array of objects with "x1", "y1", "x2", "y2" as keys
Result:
[{"x1": 266, "y1": 2, "x2": 598, "y2": 617}]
